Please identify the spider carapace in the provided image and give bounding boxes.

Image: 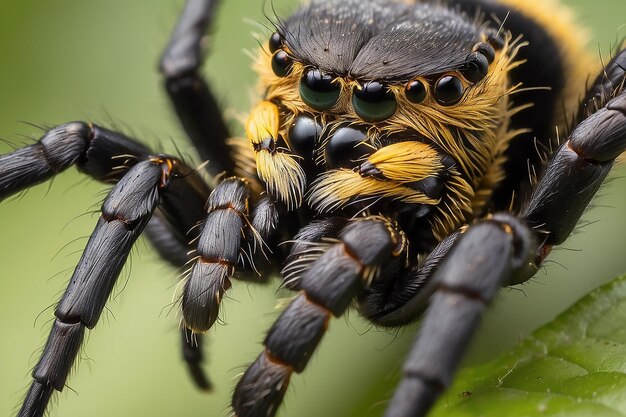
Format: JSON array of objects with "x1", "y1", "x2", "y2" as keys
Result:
[{"x1": 1, "y1": 0, "x2": 625, "y2": 416}]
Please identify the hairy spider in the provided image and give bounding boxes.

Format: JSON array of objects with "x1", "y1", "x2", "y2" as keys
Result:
[{"x1": 1, "y1": 0, "x2": 624, "y2": 416}]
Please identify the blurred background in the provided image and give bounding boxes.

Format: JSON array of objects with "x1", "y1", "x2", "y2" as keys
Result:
[{"x1": 0, "y1": 1, "x2": 624, "y2": 416}]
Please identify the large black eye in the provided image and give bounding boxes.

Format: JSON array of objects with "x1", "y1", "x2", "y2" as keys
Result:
[
  {"x1": 300, "y1": 68, "x2": 341, "y2": 111},
  {"x1": 352, "y1": 81, "x2": 397, "y2": 122},
  {"x1": 325, "y1": 125, "x2": 371, "y2": 168},
  {"x1": 405, "y1": 79, "x2": 427, "y2": 104},
  {"x1": 269, "y1": 32, "x2": 282, "y2": 53},
  {"x1": 272, "y1": 50, "x2": 292, "y2": 77},
  {"x1": 288, "y1": 115, "x2": 322, "y2": 160},
  {"x1": 434, "y1": 75, "x2": 464, "y2": 106},
  {"x1": 460, "y1": 52, "x2": 489, "y2": 84}
]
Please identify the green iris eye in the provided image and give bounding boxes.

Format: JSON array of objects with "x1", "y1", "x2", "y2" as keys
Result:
[
  {"x1": 352, "y1": 81, "x2": 397, "y2": 122},
  {"x1": 299, "y1": 68, "x2": 340, "y2": 111}
]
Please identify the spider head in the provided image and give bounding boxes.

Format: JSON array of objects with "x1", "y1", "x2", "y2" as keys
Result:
[{"x1": 246, "y1": 0, "x2": 523, "y2": 240}]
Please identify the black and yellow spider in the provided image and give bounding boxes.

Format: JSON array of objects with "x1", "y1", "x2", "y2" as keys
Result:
[{"x1": 1, "y1": 0, "x2": 625, "y2": 417}]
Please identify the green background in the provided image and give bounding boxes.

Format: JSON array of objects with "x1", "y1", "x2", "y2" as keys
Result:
[{"x1": 0, "y1": 1, "x2": 624, "y2": 416}]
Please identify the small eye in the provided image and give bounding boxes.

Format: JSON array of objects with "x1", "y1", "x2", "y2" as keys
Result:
[
  {"x1": 486, "y1": 29, "x2": 505, "y2": 50},
  {"x1": 434, "y1": 75, "x2": 464, "y2": 106},
  {"x1": 472, "y1": 41, "x2": 496, "y2": 64},
  {"x1": 352, "y1": 81, "x2": 397, "y2": 122},
  {"x1": 461, "y1": 52, "x2": 489, "y2": 84},
  {"x1": 405, "y1": 79, "x2": 427, "y2": 104},
  {"x1": 300, "y1": 68, "x2": 341, "y2": 111},
  {"x1": 269, "y1": 32, "x2": 282, "y2": 53},
  {"x1": 272, "y1": 50, "x2": 292, "y2": 77}
]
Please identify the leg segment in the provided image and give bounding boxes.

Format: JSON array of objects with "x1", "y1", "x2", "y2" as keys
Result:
[
  {"x1": 358, "y1": 230, "x2": 462, "y2": 327},
  {"x1": 181, "y1": 177, "x2": 250, "y2": 332},
  {"x1": 0, "y1": 123, "x2": 218, "y2": 394},
  {"x1": 523, "y1": 85, "x2": 626, "y2": 246},
  {"x1": 383, "y1": 214, "x2": 535, "y2": 417},
  {"x1": 579, "y1": 48, "x2": 626, "y2": 120},
  {"x1": 17, "y1": 159, "x2": 174, "y2": 417},
  {"x1": 0, "y1": 121, "x2": 212, "y2": 265},
  {"x1": 159, "y1": 0, "x2": 234, "y2": 176},
  {"x1": 232, "y1": 217, "x2": 406, "y2": 417},
  {"x1": 144, "y1": 212, "x2": 216, "y2": 391},
  {"x1": 181, "y1": 328, "x2": 212, "y2": 391},
  {"x1": 0, "y1": 122, "x2": 150, "y2": 200}
]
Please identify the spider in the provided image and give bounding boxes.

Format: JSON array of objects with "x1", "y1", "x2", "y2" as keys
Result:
[{"x1": 1, "y1": 0, "x2": 624, "y2": 416}]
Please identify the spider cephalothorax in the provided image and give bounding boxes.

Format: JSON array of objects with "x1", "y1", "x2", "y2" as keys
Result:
[
  {"x1": 1, "y1": 0, "x2": 624, "y2": 417},
  {"x1": 245, "y1": 0, "x2": 526, "y2": 245}
]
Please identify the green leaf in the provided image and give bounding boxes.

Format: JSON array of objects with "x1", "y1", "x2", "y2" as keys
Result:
[{"x1": 431, "y1": 275, "x2": 626, "y2": 417}]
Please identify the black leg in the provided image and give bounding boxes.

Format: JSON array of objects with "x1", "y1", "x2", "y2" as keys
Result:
[
  {"x1": 358, "y1": 230, "x2": 462, "y2": 327},
  {"x1": 0, "y1": 121, "x2": 213, "y2": 262},
  {"x1": 159, "y1": 0, "x2": 234, "y2": 176},
  {"x1": 232, "y1": 217, "x2": 406, "y2": 417},
  {"x1": 383, "y1": 214, "x2": 535, "y2": 417},
  {"x1": 523, "y1": 83, "x2": 626, "y2": 246},
  {"x1": 181, "y1": 177, "x2": 251, "y2": 332},
  {"x1": 578, "y1": 48, "x2": 626, "y2": 120},
  {"x1": 280, "y1": 217, "x2": 349, "y2": 289},
  {"x1": 0, "y1": 122, "x2": 218, "y2": 396},
  {"x1": 143, "y1": 212, "x2": 216, "y2": 392},
  {"x1": 382, "y1": 65, "x2": 626, "y2": 417},
  {"x1": 181, "y1": 328, "x2": 213, "y2": 391},
  {"x1": 17, "y1": 159, "x2": 174, "y2": 417},
  {"x1": 0, "y1": 122, "x2": 150, "y2": 200}
]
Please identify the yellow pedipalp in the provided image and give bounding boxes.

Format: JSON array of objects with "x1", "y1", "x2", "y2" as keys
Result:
[
  {"x1": 256, "y1": 151, "x2": 306, "y2": 210},
  {"x1": 308, "y1": 169, "x2": 439, "y2": 213},
  {"x1": 246, "y1": 100, "x2": 306, "y2": 210},
  {"x1": 365, "y1": 141, "x2": 443, "y2": 183},
  {"x1": 246, "y1": 100, "x2": 280, "y2": 146}
]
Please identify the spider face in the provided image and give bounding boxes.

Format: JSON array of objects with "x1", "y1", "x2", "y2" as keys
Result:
[
  {"x1": 249, "y1": 1, "x2": 519, "y2": 244},
  {"x1": 0, "y1": 1, "x2": 625, "y2": 417}
]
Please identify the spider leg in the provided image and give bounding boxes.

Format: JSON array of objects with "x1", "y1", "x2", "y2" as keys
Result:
[
  {"x1": 357, "y1": 230, "x2": 462, "y2": 327},
  {"x1": 0, "y1": 122, "x2": 220, "y2": 395},
  {"x1": 159, "y1": 0, "x2": 234, "y2": 176},
  {"x1": 383, "y1": 214, "x2": 536, "y2": 417},
  {"x1": 578, "y1": 48, "x2": 626, "y2": 120},
  {"x1": 0, "y1": 122, "x2": 211, "y2": 259},
  {"x1": 0, "y1": 122, "x2": 150, "y2": 199},
  {"x1": 144, "y1": 212, "x2": 216, "y2": 391},
  {"x1": 522, "y1": 53, "x2": 626, "y2": 249},
  {"x1": 181, "y1": 176, "x2": 281, "y2": 332},
  {"x1": 383, "y1": 51, "x2": 626, "y2": 417},
  {"x1": 232, "y1": 217, "x2": 406, "y2": 417},
  {"x1": 181, "y1": 177, "x2": 250, "y2": 332},
  {"x1": 17, "y1": 159, "x2": 177, "y2": 417}
]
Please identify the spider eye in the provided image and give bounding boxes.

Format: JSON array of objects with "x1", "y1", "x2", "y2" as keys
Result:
[
  {"x1": 486, "y1": 29, "x2": 505, "y2": 50},
  {"x1": 352, "y1": 81, "x2": 397, "y2": 122},
  {"x1": 405, "y1": 79, "x2": 427, "y2": 104},
  {"x1": 325, "y1": 125, "x2": 371, "y2": 168},
  {"x1": 288, "y1": 115, "x2": 322, "y2": 159},
  {"x1": 269, "y1": 32, "x2": 283, "y2": 53},
  {"x1": 434, "y1": 75, "x2": 464, "y2": 106},
  {"x1": 461, "y1": 52, "x2": 489, "y2": 84},
  {"x1": 300, "y1": 68, "x2": 341, "y2": 111},
  {"x1": 473, "y1": 41, "x2": 496, "y2": 64},
  {"x1": 272, "y1": 50, "x2": 293, "y2": 77}
]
